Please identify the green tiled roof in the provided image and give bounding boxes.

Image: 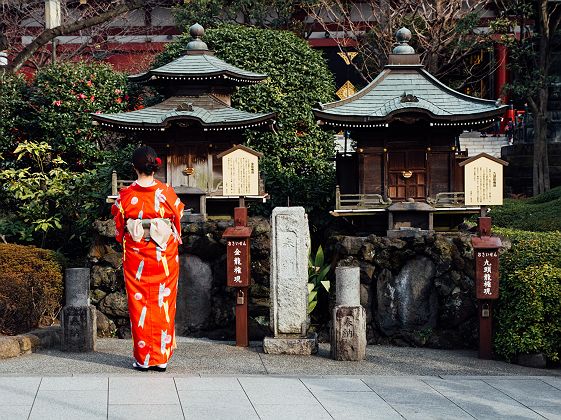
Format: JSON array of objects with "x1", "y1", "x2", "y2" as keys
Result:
[
  {"x1": 129, "y1": 52, "x2": 267, "y2": 84},
  {"x1": 314, "y1": 65, "x2": 507, "y2": 124},
  {"x1": 93, "y1": 95, "x2": 275, "y2": 131}
]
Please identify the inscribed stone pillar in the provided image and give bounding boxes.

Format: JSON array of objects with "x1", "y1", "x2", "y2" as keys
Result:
[
  {"x1": 62, "y1": 268, "x2": 96, "y2": 352},
  {"x1": 331, "y1": 265, "x2": 366, "y2": 361},
  {"x1": 263, "y1": 207, "x2": 317, "y2": 355},
  {"x1": 270, "y1": 207, "x2": 310, "y2": 336}
]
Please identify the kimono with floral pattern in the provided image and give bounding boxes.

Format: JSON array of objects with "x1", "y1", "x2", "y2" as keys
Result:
[{"x1": 112, "y1": 180, "x2": 184, "y2": 367}]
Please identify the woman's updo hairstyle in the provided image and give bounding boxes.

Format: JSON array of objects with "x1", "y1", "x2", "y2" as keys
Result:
[{"x1": 132, "y1": 145, "x2": 161, "y2": 175}]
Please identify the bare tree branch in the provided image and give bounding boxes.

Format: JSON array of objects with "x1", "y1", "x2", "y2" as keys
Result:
[{"x1": 4, "y1": 0, "x2": 167, "y2": 74}]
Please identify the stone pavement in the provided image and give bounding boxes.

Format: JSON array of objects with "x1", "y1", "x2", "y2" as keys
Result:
[{"x1": 0, "y1": 338, "x2": 560, "y2": 419}]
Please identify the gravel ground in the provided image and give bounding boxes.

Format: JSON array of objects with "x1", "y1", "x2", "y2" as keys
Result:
[{"x1": 0, "y1": 338, "x2": 559, "y2": 377}]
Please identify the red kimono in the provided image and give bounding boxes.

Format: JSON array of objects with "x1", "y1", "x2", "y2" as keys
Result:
[{"x1": 112, "y1": 180, "x2": 184, "y2": 367}]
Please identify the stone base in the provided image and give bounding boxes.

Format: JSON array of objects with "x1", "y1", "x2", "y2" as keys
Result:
[
  {"x1": 331, "y1": 306, "x2": 366, "y2": 361},
  {"x1": 263, "y1": 333, "x2": 318, "y2": 355},
  {"x1": 61, "y1": 305, "x2": 97, "y2": 352}
]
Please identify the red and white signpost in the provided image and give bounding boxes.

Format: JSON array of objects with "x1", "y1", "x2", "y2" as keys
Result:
[
  {"x1": 218, "y1": 145, "x2": 263, "y2": 347},
  {"x1": 459, "y1": 153, "x2": 508, "y2": 359}
]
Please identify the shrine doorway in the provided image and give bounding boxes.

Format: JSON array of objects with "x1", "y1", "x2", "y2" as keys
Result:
[{"x1": 387, "y1": 150, "x2": 427, "y2": 200}]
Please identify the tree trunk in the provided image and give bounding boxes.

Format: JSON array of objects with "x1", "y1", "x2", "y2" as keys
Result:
[{"x1": 533, "y1": 112, "x2": 550, "y2": 195}]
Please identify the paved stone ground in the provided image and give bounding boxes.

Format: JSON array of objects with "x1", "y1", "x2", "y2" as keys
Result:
[{"x1": 0, "y1": 338, "x2": 560, "y2": 419}]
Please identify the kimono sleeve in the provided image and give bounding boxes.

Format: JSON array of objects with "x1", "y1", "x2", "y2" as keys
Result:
[
  {"x1": 167, "y1": 185, "x2": 185, "y2": 236},
  {"x1": 111, "y1": 196, "x2": 125, "y2": 243}
]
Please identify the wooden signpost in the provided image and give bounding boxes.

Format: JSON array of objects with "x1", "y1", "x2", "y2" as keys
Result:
[
  {"x1": 459, "y1": 153, "x2": 508, "y2": 359},
  {"x1": 219, "y1": 145, "x2": 262, "y2": 347}
]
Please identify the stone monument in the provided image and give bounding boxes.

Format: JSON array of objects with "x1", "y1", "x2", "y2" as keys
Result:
[
  {"x1": 331, "y1": 266, "x2": 366, "y2": 361},
  {"x1": 61, "y1": 268, "x2": 96, "y2": 352},
  {"x1": 263, "y1": 207, "x2": 317, "y2": 355}
]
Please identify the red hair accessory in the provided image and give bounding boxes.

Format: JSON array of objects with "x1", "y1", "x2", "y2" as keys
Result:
[{"x1": 155, "y1": 157, "x2": 162, "y2": 165}]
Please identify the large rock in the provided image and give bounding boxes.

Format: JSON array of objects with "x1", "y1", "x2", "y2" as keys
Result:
[
  {"x1": 93, "y1": 219, "x2": 116, "y2": 238},
  {"x1": 90, "y1": 265, "x2": 121, "y2": 292},
  {"x1": 376, "y1": 256, "x2": 437, "y2": 334},
  {"x1": 176, "y1": 254, "x2": 213, "y2": 334},
  {"x1": 99, "y1": 292, "x2": 128, "y2": 317}
]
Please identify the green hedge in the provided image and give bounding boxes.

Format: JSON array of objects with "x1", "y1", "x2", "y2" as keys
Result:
[
  {"x1": 494, "y1": 228, "x2": 561, "y2": 363},
  {"x1": 0, "y1": 244, "x2": 64, "y2": 335},
  {"x1": 491, "y1": 186, "x2": 561, "y2": 232}
]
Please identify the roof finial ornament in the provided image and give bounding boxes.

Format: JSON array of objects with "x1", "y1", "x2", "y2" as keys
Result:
[
  {"x1": 186, "y1": 23, "x2": 208, "y2": 51},
  {"x1": 393, "y1": 27, "x2": 415, "y2": 55}
]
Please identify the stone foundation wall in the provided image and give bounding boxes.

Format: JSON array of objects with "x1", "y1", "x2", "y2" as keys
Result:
[
  {"x1": 88, "y1": 217, "x2": 271, "y2": 339},
  {"x1": 326, "y1": 233, "x2": 480, "y2": 349}
]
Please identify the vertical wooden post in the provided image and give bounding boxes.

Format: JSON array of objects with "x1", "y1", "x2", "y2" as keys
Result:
[
  {"x1": 477, "y1": 215, "x2": 494, "y2": 359},
  {"x1": 479, "y1": 300, "x2": 493, "y2": 359},
  {"x1": 111, "y1": 171, "x2": 118, "y2": 196},
  {"x1": 234, "y1": 206, "x2": 249, "y2": 347}
]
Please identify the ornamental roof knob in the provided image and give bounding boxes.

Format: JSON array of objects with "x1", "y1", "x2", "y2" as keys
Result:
[
  {"x1": 186, "y1": 23, "x2": 208, "y2": 51},
  {"x1": 393, "y1": 27, "x2": 415, "y2": 55}
]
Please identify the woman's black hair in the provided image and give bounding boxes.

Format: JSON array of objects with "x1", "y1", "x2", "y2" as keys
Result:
[{"x1": 132, "y1": 145, "x2": 160, "y2": 175}]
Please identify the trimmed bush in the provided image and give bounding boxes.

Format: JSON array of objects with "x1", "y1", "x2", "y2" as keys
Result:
[
  {"x1": 0, "y1": 244, "x2": 63, "y2": 335},
  {"x1": 491, "y1": 186, "x2": 561, "y2": 232},
  {"x1": 494, "y1": 228, "x2": 561, "y2": 363}
]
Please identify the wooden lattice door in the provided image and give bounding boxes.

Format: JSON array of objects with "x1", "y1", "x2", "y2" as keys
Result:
[{"x1": 387, "y1": 150, "x2": 427, "y2": 200}]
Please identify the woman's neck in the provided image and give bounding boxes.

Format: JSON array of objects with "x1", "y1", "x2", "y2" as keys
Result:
[{"x1": 136, "y1": 173, "x2": 155, "y2": 187}]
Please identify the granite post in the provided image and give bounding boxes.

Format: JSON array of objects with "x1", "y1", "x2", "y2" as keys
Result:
[
  {"x1": 62, "y1": 268, "x2": 96, "y2": 352},
  {"x1": 263, "y1": 207, "x2": 317, "y2": 355},
  {"x1": 331, "y1": 266, "x2": 366, "y2": 361}
]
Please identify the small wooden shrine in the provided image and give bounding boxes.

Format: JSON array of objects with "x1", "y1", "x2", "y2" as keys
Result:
[
  {"x1": 93, "y1": 23, "x2": 275, "y2": 219},
  {"x1": 313, "y1": 28, "x2": 507, "y2": 233}
]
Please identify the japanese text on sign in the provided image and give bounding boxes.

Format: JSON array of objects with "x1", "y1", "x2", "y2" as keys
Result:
[
  {"x1": 462, "y1": 155, "x2": 505, "y2": 206},
  {"x1": 222, "y1": 149, "x2": 259, "y2": 196},
  {"x1": 475, "y1": 250, "x2": 499, "y2": 299}
]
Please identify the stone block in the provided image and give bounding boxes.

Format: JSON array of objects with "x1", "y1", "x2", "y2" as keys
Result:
[
  {"x1": 335, "y1": 266, "x2": 360, "y2": 306},
  {"x1": 516, "y1": 353, "x2": 547, "y2": 368},
  {"x1": 270, "y1": 207, "x2": 310, "y2": 336},
  {"x1": 61, "y1": 305, "x2": 96, "y2": 352},
  {"x1": 176, "y1": 254, "x2": 212, "y2": 333},
  {"x1": 65, "y1": 268, "x2": 90, "y2": 307},
  {"x1": 331, "y1": 306, "x2": 366, "y2": 361},
  {"x1": 0, "y1": 336, "x2": 21, "y2": 359},
  {"x1": 263, "y1": 333, "x2": 318, "y2": 355}
]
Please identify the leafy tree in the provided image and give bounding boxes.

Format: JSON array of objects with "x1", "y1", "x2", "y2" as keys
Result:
[
  {"x1": 155, "y1": 24, "x2": 336, "y2": 225},
  {"x1": 494, "y1": 0, "x2": 561, "y2": 195},
  {"x1": 28, "y1": 62, "x2": 129, "y2": 167},
  {"x1": 0, "y1": 61, "x2": 136, "y2": 256},
  {"x1": 0, "y1": 73, "x2": 29, "y2": 161},
  {"x1": 172, "y1": 0, "x2": 303, "y2": 32}
]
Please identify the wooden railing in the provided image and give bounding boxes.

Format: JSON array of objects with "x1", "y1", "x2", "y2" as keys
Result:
[
  {"x1": 429, "y1": 192, "x2": 466, "y2": 207},
  {"x1": 335, "y1": 186, "x2": 392, "y2": 210}
]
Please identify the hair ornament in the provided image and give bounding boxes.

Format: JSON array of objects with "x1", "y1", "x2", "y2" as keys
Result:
[{"x1": 155, "y1": 157, "x2": 162, "y2": 165}]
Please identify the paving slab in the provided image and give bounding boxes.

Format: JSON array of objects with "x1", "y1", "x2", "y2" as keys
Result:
[
  {"x1": 253, "y1": 402, "x2": 332, "y2": 420},
  {"x1": 363, "y1": 377, "x2": 453, "y2": 405},
  {"x1": 312, "y1": 390, "x2": 402, "y2": 419},
  {"x1": 29, "y1": 390, "x2": 107, "y2": 420},
  {"x1": 109, "y1": 377, "x2": 179, "y2": 405},
  {"x1": 39, "y1": 376, "x2": 107, "y2": 391},
  {"x1": 239, "y1": 377, "x2": 317, "y2": 405},
  {"x1": 391, "y1": 403, "x2": 474, "y2": 419},
  {"x1": 0, "y1": 377, "x2": 41, "y2": 405},
  {"x1": 423, "y1": 378, "x2": 546, "y2": 419},
  {"x1": 484, "y1": 378, "x2": 561, "y2": 406},
  {"x1": 0, "y1": 405, "x2": 32, "y2": 420},
  {"x1": 178, "y1": 389, "x2": 258, "y2": 420},
  {"x1": 531, "y1": 406, "x2": 561, "y2": 420},
  {"x1": 301, "y1": 377, "x2": 372, "y2": 392},
  {"x1": 108, "y1": 404, "x2": 184, "y2": 420},
  {"x1": 174, "y1": 376, "x2": 242, "y2": 391}
]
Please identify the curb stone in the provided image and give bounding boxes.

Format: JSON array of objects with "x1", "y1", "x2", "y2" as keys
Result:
[{"x1": 0, "y1": 326, "x2": 61, "y2": 359}]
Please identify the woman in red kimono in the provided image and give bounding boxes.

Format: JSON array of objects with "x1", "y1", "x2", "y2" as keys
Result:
[{"x1": 112, "y1": 146, "x2": 184, "y2": 372}]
